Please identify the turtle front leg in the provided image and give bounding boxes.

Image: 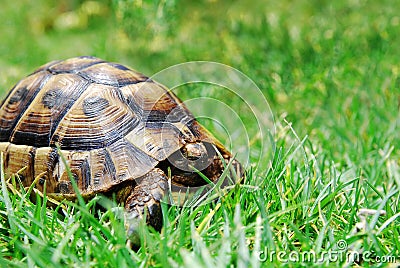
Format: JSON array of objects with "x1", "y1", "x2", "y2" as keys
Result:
[{"x1": 124, "y1": 168, "x2": 167, "y2": 244}]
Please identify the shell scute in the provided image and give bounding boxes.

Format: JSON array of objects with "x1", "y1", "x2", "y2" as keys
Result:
[
  {"x1": 0, "y1": 71, "x2": 51, "y2": 141},
  {"x1": 77, "y1": 62, "x2": 149, "y2": 86},
  {"x1": 10, "y1": 73, "x2": 89, "y2": 147},
  {"x1": 34, "y1": 147, "x2": 59, "y2": 193},
  {"x1": 106, "y1": 138, "x2": 158, "y2": 181},
  {"x1": 2, "y1": 143, "x2": 35, "y2": 185},
  {"x1": 48, "y1": 56, "x2": 104, "y2": 74},
  {"x1": 51, "y1": 83, "x2": 139, "y2": 150},
  {"x1": 89, "y1": 148, "x2": 117, "y2": 192}
]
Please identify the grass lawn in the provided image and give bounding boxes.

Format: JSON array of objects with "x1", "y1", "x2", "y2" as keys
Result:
[{"x1": 0, "y1": 0, "x2": 399, "y2": 267}]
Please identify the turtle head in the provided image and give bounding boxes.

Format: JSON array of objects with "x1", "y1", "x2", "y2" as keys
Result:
[
  {"x1": 181, "y1": 142, "x2": 208, "y2": 161},
  {"x1": 168, "y1": 141, "x2": 215, "y2": 174}
]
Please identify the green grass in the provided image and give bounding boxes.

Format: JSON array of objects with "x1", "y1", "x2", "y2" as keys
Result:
[{"x1": 1, "y1": 0, "x2": 399, "y2": 267}]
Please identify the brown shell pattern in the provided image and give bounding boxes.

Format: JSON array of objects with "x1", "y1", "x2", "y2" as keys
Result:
[{"x1": 0, "y1": 56, "x2": 225, "y2": 195}]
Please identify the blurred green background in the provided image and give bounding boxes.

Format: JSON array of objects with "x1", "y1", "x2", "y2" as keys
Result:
[{"x1": 0, "y1": 0, "x2": 399, "y2": 164}]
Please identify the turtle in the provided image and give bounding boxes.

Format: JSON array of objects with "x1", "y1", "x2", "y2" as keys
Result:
[{"x1": 0, "y1": 56, "x2": 241, "y2": 240}]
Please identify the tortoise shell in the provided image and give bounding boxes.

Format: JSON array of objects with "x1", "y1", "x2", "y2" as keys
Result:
[{"x1": 0, "y1": 56, "x2": 234, "y2": 199}]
